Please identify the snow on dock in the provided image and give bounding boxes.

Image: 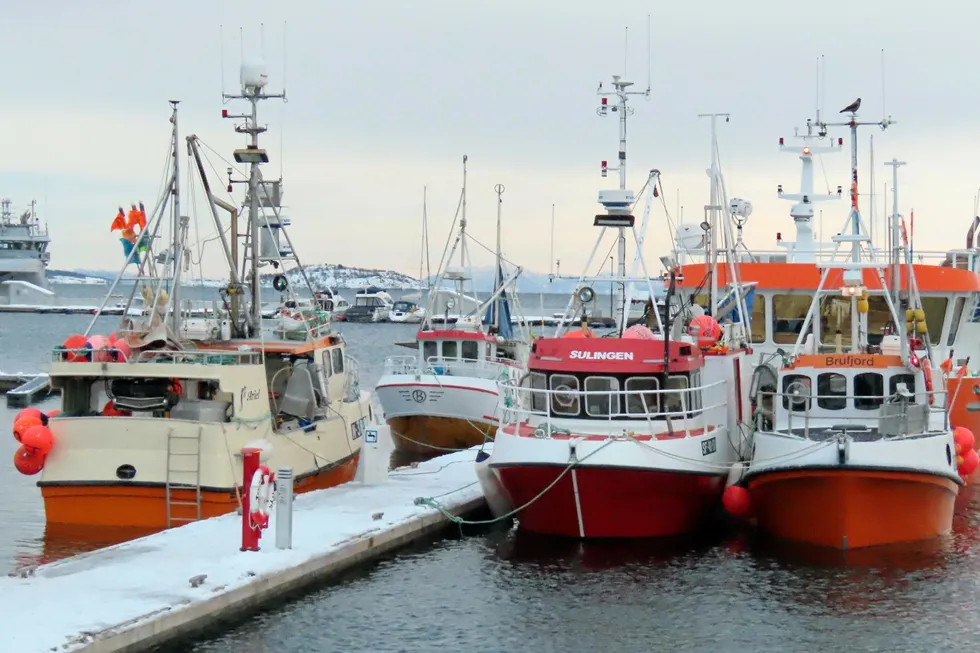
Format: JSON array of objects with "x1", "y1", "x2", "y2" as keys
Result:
[{"x1": 0, "y1": 446, "x2": 487, "y2": 653}]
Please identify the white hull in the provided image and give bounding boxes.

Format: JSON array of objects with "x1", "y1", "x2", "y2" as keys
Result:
[{"x1": 376, "y1": 373, "x2": 501, "y2": 425}]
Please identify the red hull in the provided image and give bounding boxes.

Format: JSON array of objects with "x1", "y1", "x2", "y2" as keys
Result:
[{"x1": 493, "y1": 463, "x2": 725, "y2": 538}]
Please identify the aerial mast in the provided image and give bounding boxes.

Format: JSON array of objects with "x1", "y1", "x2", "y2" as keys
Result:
[
  {"x1": 221, "y1": 57, "x2": 285, "y2": 331},
  {"x1": 169, "y1": 100, "x2": 181, "y2": 334}
]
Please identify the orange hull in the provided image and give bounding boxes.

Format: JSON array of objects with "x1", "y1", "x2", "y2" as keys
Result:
[
  {"x1": 388, "y1": 415, "x2": 495, "y2": 458},
  {"x1": 39, "y1": 454, "x2": 359, "y2": 530},
  {"x1": 747, "y1": 469, "x2": 958, "y2": 549}
]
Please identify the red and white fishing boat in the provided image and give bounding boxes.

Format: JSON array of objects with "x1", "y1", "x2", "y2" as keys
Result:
[
  {"x1": 729, "y1": 103, "x2": 973, "y2": 549},
  {"x1": 484, "y1": 76, "x2": 753, "y2": 538},
  {"x1": 376, "y1": 171, "x2": 529, "y2": 456}
]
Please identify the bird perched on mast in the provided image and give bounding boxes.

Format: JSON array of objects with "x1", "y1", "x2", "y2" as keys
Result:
[{"x1": 840, "y1": 97, "x2": 861, "y2": 114}]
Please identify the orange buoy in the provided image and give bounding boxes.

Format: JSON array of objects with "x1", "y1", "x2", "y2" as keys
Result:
[
  {"x1": 46, "y1": 409, "x2": 61, "y2": 419},
  {"x1": 21, "y1": 425, "x2": 54, "y2": 455},
  {"x1": 87, "y1": 334, "x2": 112, "y2": 362},
  {"x1": 622, "y1": 324, "x2": 656, "y2": 340},
  {"x1": 102, "y1": 401, "x2": 131, "y2": 417},
  {"x1": 14, "y1": 407, "x2": 47, "y2": 427},
  {"x1": 112, "y1": 338, "x2": 132, "y2": 362},
  {"x1": 563, "y1": 328, "x2": 594, "y2": 338},
  {"x1": 954, "y1": 426, "x2": 976, "y2": 454},
  {"x1": 62, "y1": 334, "x2": 90, "y2": 362},
  {"x1": 960, "y1": 448, "x2": 979, "y2": 478},
  {"x1": 722, "y1": 485, "x2": 752, "y2": 519},
  {"x1": 688, "y1": 315, "x2": 722, "y2": 348},
  {"x1": 12, "y1": 414, "x2": 42, "y2": 443},
  {"x1": 13, "y1": 446, "x2": 44, "y2": 476}
]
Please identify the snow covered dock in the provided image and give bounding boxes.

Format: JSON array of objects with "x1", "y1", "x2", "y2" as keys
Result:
[{"x1": 0, "y1": 446, "x2": 487, "y2": 653}]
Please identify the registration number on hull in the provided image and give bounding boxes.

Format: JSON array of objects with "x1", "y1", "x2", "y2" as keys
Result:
[{"x1": 700, "y1": 437, "x2": 717, "y2": 456}]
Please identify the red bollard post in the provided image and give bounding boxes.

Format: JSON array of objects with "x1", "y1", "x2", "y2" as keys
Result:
[{"x1": 240, "y1": 447, "x2": 261, "y2": 552}]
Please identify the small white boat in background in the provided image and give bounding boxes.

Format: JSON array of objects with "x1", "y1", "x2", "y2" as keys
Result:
[
  {"x1": 344, "y1": 287, "x2": 395, "y2": 322},
  {"x1": 389, "y1": 300, "x2": 425, "y2": 323}
]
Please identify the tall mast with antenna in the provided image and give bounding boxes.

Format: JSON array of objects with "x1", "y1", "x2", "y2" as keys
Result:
[
  {"x1": 596, "y1": 22, "x2": 651, "y2": 331},
  {"x1": 168, "y1": 100, "x2": 181, "y2": 334},
  {"x1": 494, "y1": 183, "x2": 505, "y2": 331},
  {"x1": 885, "y1": 158, "x2": 906, "y2": 306},
  {"x1": 698, "y1": 112, "x2": 729, "y2": 313},
  {"x1": 222, "y1": 55, "x2": 286, "y2": 332}
]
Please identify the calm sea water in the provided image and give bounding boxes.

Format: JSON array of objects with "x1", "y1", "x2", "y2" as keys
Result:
[{"x1": 6, "y1": 285, "x2": 980, "y2": 652}]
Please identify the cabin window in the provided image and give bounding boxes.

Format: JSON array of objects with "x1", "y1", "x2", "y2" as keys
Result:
[
  {"x1": 889, "y1": 373, "x2": 917, "y2": 403},
  {"x1": 751, "y1": 295, "x2": 767, "y2": 343},
  {"x1": 854, "y1": 372, "x2": 884, "y2": 410},
  {"x1": 584, "y1": 376, "x2": 619, "y2": 417},
  {"x1": 549, "y1": 374, "x2": 579, "y2": 416},
  {"x1": 782, "y1": 374, "x2": 811, "y2": 412},
  {"x1": 690, "y1": 369, "x2": 703, "y2": 411},
  {"x1": 461, "y1": 340, "x2": 479, "y2": 360},
  {"x1": 331, "y1": 348, "x2": 344, "y2": 374},
  {"x1": 947, "y1": 297, "x2": 966, "y2": 346},
  {"x1": 625, "y1": 377, "x2": 659, "y2": 415},
  {"x1": 423, "y1": 341, "x2": 438, "y2": 360},
  {"x1": 321, "y1": 351, "x2": 332, "y2": 378},
  {"x1": 818, "y1": 296, "x2": 891, "y2": 348},
  {"x1": 663, "y1": 375, "x2": 689, "y2": 415},
  {"x1": 772, "y1": 295, "x2": 812, "y2": 344},
  {"x1": 528, "y1": 372, "x2": 547, "y2": 412},
  {"x1": 921, "y1": 297, "x2": 948, "y2": 345},
  {"x1": 442, "y1": 341, "x2": 458, "y2": 359},
  {"x1": 485, "y1": 343, "x2": 493, "y2": 358},
  {"x1": 816, "y1": 373, "x2": 847, "y2": 410}
]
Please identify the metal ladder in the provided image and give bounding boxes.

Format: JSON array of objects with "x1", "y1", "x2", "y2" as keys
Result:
[{"x1": 165, "y1": 426, "x2": 203, "y2": 527}]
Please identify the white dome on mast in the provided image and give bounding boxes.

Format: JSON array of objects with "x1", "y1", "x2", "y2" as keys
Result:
[{"x1": 240, "y1": 57, "x2": 268, "y2": 91}]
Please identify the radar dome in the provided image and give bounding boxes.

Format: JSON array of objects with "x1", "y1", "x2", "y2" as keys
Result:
[
  {"x1": 240, "y1": 58, "x2": 269, "y2": 89},
  {"x1": 675, "y1": 224, "x2": 705, "y2": 251}
]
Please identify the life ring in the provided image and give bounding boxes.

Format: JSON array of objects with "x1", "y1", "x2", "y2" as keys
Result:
[
  {"x1": 248, "y1": 466, "x2": 275, "y2": 529},
  {"x1": 922, "y1": 360, "x2": 935, "y2": 406}
]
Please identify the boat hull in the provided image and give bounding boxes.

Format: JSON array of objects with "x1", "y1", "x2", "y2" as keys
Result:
[
  {"x1": 377, "y1": 375, "x2": 501, "y2": 455},
  {"x1": 747, "y1": 468, "x2": 957, "y2": 549},
  {"x1": 494, "y1": 463, "x2": 724, "y2": 538},
  {"x1": 40, "y1": 453, "x2": 359, "y2": 529}
]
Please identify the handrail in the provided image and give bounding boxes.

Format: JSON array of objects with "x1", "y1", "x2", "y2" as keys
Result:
[
  {"x1": 51, "y1": 346, "x2": 262, "y2": 365},
  {"x1": 382, "y1": 354, "x2": 516, "y2": 379}
]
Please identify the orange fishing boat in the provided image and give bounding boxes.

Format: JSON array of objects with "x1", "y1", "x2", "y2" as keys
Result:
[{"x1": 721, "y1": 102, "x2": 974, "y2": 549}]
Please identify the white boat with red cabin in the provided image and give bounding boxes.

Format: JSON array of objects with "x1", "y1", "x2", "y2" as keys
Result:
[
  {"x1": 729, "y1": 102, "x2": 971, "y2": 549},
  {"x1": 484, "y1": 78, "x2": 754, "y2": 538},
  {"x1": 376, "y1": 172, "x2": 529, "y2": 456}
]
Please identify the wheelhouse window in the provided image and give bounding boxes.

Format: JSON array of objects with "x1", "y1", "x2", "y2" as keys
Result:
[
  {"x1": 442, "y1": 341, "x2": 458, "y2": 359},
  {"x1": 625, "y1": 377, "x2": 659, "y2": 415},
  {"x1": 772, "y1": 295, "x2": 812, "y2": 344},
  {"x1": 817, "y1": 372, "x2": 847, "y2": 410},
  {"x1": 854, "y1": 372, "x2": 884, "y2": 410},
  {"x1": 689, "y1": 369, "x2": 703, "y2": 411},
  {"x1": 331, "y1": 348, "x2": 344, "y2": 374},
  {"x1": 921, "y1": 297, "x2": 948, "y2": 346},
  {"x1": 750, "y1": 295, "x2": 767, "y2": 343},
  {"x1": 423, "y1": 341, "x2": 437, "y2": 360},
  {"x1": 821, "y1": 296, "x2": 890, "y2": 347},
  {"x1": 889, "y1": 373, "x2": 917, "y2": 403},
  {"x1": 321, "y1": 351, "x2": 332, "y2": 378},
  {"x1": 947, "y1": 296, "x2": 966, "y2": 346},
  {"x1": 461, "y1": 340, "x2": 479, "y2": 360},
  {"x1": 528, "y1": 372, "x2": 547, "y2": 412},
  {"x1": 663, "y1": 375, "x2": 689, "y2": 415},
  {"x1": 584, "y1": 376, "x2": 619, "y2": 417},
  {"x1": 782, "y1": 374, "x2": 811, "y2": 412},
  {"x1": 549, "y1": 374, "x2": 579, "y2": 416}
]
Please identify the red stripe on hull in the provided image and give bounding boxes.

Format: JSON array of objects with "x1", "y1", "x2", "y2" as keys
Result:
[{"x1": 494, "y1": 464, "x2": 725, "y2": 538}]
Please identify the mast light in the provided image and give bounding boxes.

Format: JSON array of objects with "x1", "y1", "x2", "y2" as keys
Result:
[
  {"x1": 802, "y1": 147, "x2": 811, "y2": 155},
  {"x1": 838, "y1": 137, "x2": 843, "y2": 145},
  {"x1": 779, "y1": 137, "x2": 784, "y2": 145},
  {"x1": 222, "y1": 109, "x2": 229, "y2": 118}
]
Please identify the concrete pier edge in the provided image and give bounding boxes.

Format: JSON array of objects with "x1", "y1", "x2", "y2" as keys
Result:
[{"x1": 73, "y1": 495, "x2": 486, "y2": 653}]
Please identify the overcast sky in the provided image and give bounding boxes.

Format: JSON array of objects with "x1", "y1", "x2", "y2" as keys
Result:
[{"x1": 3, "y1": 0, "x2": 976, "y2": 280}]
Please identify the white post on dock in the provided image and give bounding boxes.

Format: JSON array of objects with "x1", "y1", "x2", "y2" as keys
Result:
[
  {"x1": 358, "y1": 424, "x2": 390, "y2": 485},
  {"x1": 275, "y1": 467, "x2": 294, "y2": 550}
]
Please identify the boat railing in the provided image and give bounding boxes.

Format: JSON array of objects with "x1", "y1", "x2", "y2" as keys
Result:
[
  {"x1": 51, "y1": 346, "x2": 262, "y2": 366},
  {"x1": 758, "y1": 389, "x2": 948, "y2": 439},
  {"x1": 342, "y1": 354, "x2": 362, "y2": 402},
  {"x1": 498, "y1": 378, "x2": 729, "y2": 440},
  {"x1": 677, "y1": 247, "x2": 975, "y2": 270},
  {"x1": 382, "y1": 355, "x2": 516, "y2": 381}
]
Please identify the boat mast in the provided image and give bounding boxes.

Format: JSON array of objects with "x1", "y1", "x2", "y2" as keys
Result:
[
  {"x1": 222, "y1": 58, "x2": 285, "y2": 332},
  {"x1": 699, "y1": 112, "x2": 728, "y2": 313},
  {"x1": 814, "y1": 106, "x2": 894, "y2": 353},
  {"x1": 169, "y1": 100, "x2": 181, "y2": 334},
  {"x1": 885, "y1": 158, "x2": 906, "y2": 307},
  {"x1": 597, "y1": 74, "x2": 649, "y2": 331},
  {"x1": 494, "y1": 183, "x2": 504, "y2": 332}
]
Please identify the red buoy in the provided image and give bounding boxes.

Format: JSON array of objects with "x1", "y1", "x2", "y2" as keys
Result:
[
  {"x1": 688, "y1": 315, "x2": 722, "y2": 348},
  {"x1": 961, "y1": 448, "x2": 980, "y2": 478},
  {"x1": 722, "y1": 485, "x2": 752, "y2": 519},
  {"x1": 13, "y1": 446, "x2": 45, "y2": 476},
  {"x1": 62, "y1": 334, "x2": 90, "y2": 362},
  {"x1": 12, "y1": 414, "x2": 42, "y2": 443},
  {"x1": 14, "y1": 407, "x2": 47, "y2": 427},
  {"x1": 21, "y1": 425, "x2": 54, "y2": 455},
  {"x1": 955, "y1": 426, "x2": 976, "y2": 454}
]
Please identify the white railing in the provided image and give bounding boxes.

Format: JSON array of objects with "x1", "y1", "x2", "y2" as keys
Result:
[
  {"x1": 382, "y1": 355, "x2": 517, "y2": 381},
  {"x1": 51, "y1": 346, "x2": 262, "y2": 366},
  {"x1": 676, "y1": 247, "x2": 975, "y2": 269},
  {"x1": 758, "y1": 389, "x2": 948, "y2": 440},
  {"x1": 342, "y1": 354, "x2": 363, "y2": 402},
  {"x1": 498, "y1": 378, "x2": 729, "y2": 440}
]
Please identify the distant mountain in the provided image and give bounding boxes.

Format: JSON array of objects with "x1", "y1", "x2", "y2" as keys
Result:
[
  {"x1": 425, "y1": 266, "x2": 666, "y2": 296},
  {"x1": 46, "y1": 269, "x2": 109, "y2": 285},
  {"x1": 260, "y1": 263, "x2": 425, "y2": 291}
]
